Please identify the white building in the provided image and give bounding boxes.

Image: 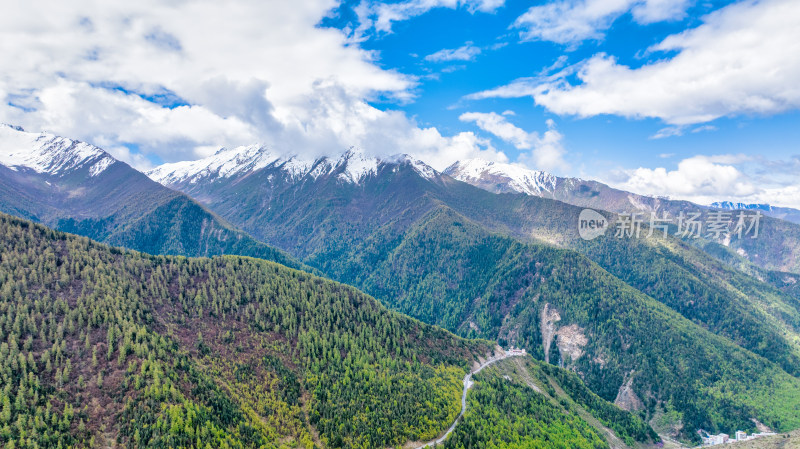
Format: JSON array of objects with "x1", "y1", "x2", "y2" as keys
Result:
[
  {"x1": 700, "y1": 432, "x2": 728, "y2": 446},
  {"x1": 700, "y1": 429, "x2": 776, "y2": 446}
]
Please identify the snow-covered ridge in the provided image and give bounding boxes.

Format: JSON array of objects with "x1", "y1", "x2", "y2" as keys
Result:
[
  {"x1": 334, "y1": 148, "x2": 380, "y2": 183},
  {"x1": 0, "y1": 124, "x2": 116, "y2": 177},
  {"x1": 146, "y1": 145, "x2": 287, "y2": 185},
  {"x1": 444, "y1": 159, "x2": 557, "y2": 195},
  {"x1": 147, "y1": 144, "x2": 439, "y2": 186},
  {"x1": 711, "y1": 201, "x2": 773, "y2": 212},
  {"x1": 386, "y1": 154, "x2": 438, "y2": 180}
]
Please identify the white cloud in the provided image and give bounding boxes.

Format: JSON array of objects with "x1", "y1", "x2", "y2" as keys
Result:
[
  {"x1": 617, "y1": 155, "x2": 755, "y2": 199},
  {"x1": 630, "y1": 122, "x2": 715, "y2": 140},
  {"x1": 651, "y1": 126, "x2": 684, "y2": 139},
  {"x1": 631, "y1": 0, "x2": 693, "y2": 23},
  {"x1": 459, "y1": 112, "x2": 569, "y2": 172},
  {"x1": 357, "y1": 0, "x2": 505, "y2": 34},
  {"x1": 524, "y1": 119, "x2": 569, "y2": 173},
  {"x1": 19, "y1": 79, "x2": 258, "y2": 164},
  {"x1": 514, "y1": 0, "x2": 692, "y2": 45},
  {"x1": 758, "y1": 186, "x2": 800, "y2": 209},
  {"x1": 466, "y1": 77, "x2": 545, "y2": 100},
  {"x1": 501, "y1": 0, "x2": 800, "y2": 125},
  {"x1": 612, "y1": 154, "x2": 800, "y2": 209},
  {"x1": 425, "y1": 42, "x2": 482, "y2": 62},
  {"x1": 691, "y1": 125, "x2": 717, "y2": 134},
  {"x1": 274, "y1": 82, "x2": 508, "y2": 170},
  {"x1": 0, "y1": 0, "x2": 497, "y2": 168},
  {"x1": 460, "y1": 112, "x2": 532, "y2": 149},
  {"x1": 103, "y1": 144, "x2": 156, "y2": 171},
  {"x1": 465, "y1": 61, "x2": 571, "y2": 100}
]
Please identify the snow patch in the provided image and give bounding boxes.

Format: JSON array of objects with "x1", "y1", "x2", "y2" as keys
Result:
[
  {"x1": 89, "y1": 157, "x2": 116, "y2": 177},
  {"x1": 335, "y1": 148, "x2": 379, "y2": 183},
  {"x1": 147, "y1": 144, "x2": 281, "y2": 185},
  {"x1": 445, "y1": 159, "x2": 557, "y2": 195},
  {"x1": 0, "y1": 124, "x2": 113, "y2": 176},
  {"x1": 386, "y1": 153, "x2": 438, "y2": 180}
]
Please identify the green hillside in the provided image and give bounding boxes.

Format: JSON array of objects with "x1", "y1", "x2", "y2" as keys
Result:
[
  {"x1": 445, "y1": 356, "x2": 658, "y2": 449},
  {"x1": 306, "y1": 206, "x2": 800, "y2": 440},
  {"x1": 0, "y1": 212, "x2": 659, "y2": 449},
  {"x1": 153, "y1": 161, "x2": 800, "y2": 441},
  {"x1": 0, "y1": 213, "x2": 490, "y2": 448}
]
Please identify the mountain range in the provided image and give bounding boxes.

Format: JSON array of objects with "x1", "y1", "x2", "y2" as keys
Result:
[
  {"x1": 0, "y1": 211, "x2": 661, "y2": 449},
  {"x1": 0, "y1": 124, "x2": 304, "y2": 270},
  {"x1": 3, "y1": 125, "x2": 800, "y2": 446},
  {"x1": 444, "y1": 158, "x2": 800, "y2": 274},
  {"x1": 145, "y1": 137, "x2": 800, "y2": 439},
  {"x1": 446, "y1": 159, "x2": 800, "y2": 226},
  {"x1": 712, "y1": 201, "x2": 800, "y2": 225}
]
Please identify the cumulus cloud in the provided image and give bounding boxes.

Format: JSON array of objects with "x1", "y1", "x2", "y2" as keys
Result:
[
  {"x1": 274, "y1": 82, "x2": 508, "y2": 169},
  {"x1": 612, "y1": 154, "x2": 800, "y2": 209},
  {"x1": 425, "y1": 42, "x2": 482, "y2": 62},
  {"x1": 459, "y1": 112, "x2": 569, "y2": 172},
  {"x1": 0, "y1": 0, "x2": 498, "y2": 169},
  {"x1": 493, "y1": 0, "x2": 800, "y2": 125},
  {"x1": 17, "y1": 79, "x2": 258, "y2": 163},
  {"x1": 618, "y1": 155, "x2": 754, "y2": 198},
  {"x1": 514, "y1": 0, "x2": 692, "y2": 45}
]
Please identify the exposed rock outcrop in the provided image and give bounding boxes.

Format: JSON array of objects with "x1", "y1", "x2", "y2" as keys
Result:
[{"x1": 540, "y1": 303, "x2": 561, "y2": 363}]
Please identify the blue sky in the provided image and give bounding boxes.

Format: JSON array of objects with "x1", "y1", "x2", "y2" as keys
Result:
[
  {"x1": 321, "y1": 0, "x2": 800, "y2": 206},
  {"x1": 1, "y1": 0, "x2": 799, "y2": 206}
]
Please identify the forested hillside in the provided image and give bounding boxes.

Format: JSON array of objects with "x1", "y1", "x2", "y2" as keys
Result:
[
  {"x1": 318, "y1": 206, "x2": 800, "y2": 439},
  {"x1": 0, "y1": 212, "x2": 663, "y2": 448},
  {"x1": 577, "y1": 234, "x2": 800, "y2": 377},
  {"x1": 0, "y1": 213, "x2": 491, "y2": 448},
  {"x1": 151, "y1": 156, "x2": 800, "y2": 378},
  {"x1": 445, "y1": 356, "x2": 658, "y2": 449},
  {"x1": 151, "y1": 158, "x2": 800, "y2": 440}
]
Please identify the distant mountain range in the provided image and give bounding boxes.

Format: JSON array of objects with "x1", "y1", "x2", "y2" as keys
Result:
[
  {"x1": 712, "y1": 201, "x2": 800, "y2": 224},
  {"x1": 4, "y1": 125, "x2": 800, "y2": 444},
  {"x1": 446, "y1": 159, "x2": 800, "y2": 225},
  {"x1": 0, "y1": 124, "x2": 304, "y2": 270},
  {"x1": 445, "y1": 158, "x2": 800, "y2": 274},
  {"x1": 146, "y1": 138, "x2": 800, "y2": 440}
]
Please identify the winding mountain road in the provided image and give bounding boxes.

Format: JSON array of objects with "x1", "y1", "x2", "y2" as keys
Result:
[{"x1": 414, "y1": 348, "x2": 527, "y2": 449}]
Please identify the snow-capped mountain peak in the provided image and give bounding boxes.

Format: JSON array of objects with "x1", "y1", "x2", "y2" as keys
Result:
[
  {"x1": 385, "y1": 153, "x2": 438, "y2": 180},
  {"x1": 146, "y1": 144, "x2": 284, "y2": 185},
  {"x1": 0, "y1": 124, "x2": 116, "y2": 177},
  {"x1": 333, "y1": 147, "x2": 380, "y2": 183},
  {"x1": 147, "y1": 144, "x2": 441, "y2": 187},
  {"x1": 444, "y1": 159, "x2": 557, "y2": 195},
  {"x1": 711, "y1": 201, "x2": 774, "y2": 212}
]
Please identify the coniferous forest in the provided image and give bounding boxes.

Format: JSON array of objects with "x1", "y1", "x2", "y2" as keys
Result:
[
  {"x1": 0, "y1": 213, "x2": 488, "y2": 448},
  {"x1": 0, "y1": 212, "x2": 661, "y2": 448}
]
